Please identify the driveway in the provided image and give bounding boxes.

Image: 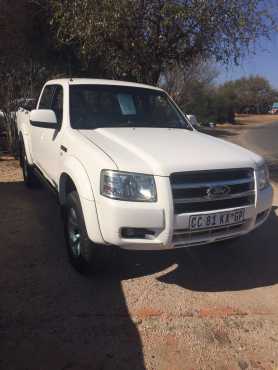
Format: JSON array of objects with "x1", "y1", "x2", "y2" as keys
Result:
[{"x1": 0, "y1": 125, "x2": 278, "y2": 370}]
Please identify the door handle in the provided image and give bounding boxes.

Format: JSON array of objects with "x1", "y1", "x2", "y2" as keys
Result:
[{"x1": 60, "y1": 145, "x2": 67, "y2": 152}]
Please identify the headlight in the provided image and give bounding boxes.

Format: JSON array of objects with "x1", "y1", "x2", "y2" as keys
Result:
[
  {"x1": 100, "y1": 170, "x2": 157, "y2": 202},
  {"x1": 257, "y1": 163, "x2": 270, "y2": 190}
]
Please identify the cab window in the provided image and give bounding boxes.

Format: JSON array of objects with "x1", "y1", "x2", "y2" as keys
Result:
[
  {"x1": 52, "y1": 86, "x2": 63, "y2": 125},
  {"x1": 39, "y1": 85, "x2": 55, "y2": 109}
]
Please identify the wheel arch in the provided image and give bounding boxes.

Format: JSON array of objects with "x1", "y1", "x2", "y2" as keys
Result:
[
  {"x1": 59, "y1": 156, "x2": 95, "y2": 204},
  {"x1": 59, "y1": 173, "x2": 77, "y2": 205},
  {"x1": 58, "y1": 158, "x2": 104, "y2": 244}
]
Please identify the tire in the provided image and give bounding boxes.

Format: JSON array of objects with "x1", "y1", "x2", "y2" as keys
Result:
[
  {"x1": 20, "y1": 141, "x2": 41, "y2": 188},
  {"x1": 63, "y1": 191, "x2": 98, "y2": 274}
]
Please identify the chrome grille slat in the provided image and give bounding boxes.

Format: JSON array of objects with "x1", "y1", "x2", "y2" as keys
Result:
[
  {"x1": 172, "y1": 177, "x2": 253, "y2": 190},
  {"x1": 170, "y1": 168, "x2": 255, "y2": 214},
  {"x1": 174, "y1": 190, "x2": 255, "y2": 204}
]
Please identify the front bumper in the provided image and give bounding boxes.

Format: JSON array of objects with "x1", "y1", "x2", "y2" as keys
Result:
[{"x1": 94, "y1": 177, "x2": 273, "y2": 250}]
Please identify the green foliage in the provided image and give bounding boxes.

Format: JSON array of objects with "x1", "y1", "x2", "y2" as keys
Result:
[
  {"x1": 162, "y1": 64, "x2": 278, "y2": 124},
  {"x1": 1, "y1": 0, "x2": 277, "y2": 87},
  {"x1": 182, "y1": 83, "x2": 236, "y2": 125},
  {"x1": 185, "y1": 74, "x2": 278, "y2": 124},
  {"x1": 219, "y1": 76, "x2": 278, "y2": 114},
  {"x1": 161, "y1": 62, "x2": 235, "y2": 124},
  {"x1": 50, "y1": 0, "x2": 278, "y2": 84},
  {"x1": 0, "y1": 0, "x2": 277, "y2": 152}
]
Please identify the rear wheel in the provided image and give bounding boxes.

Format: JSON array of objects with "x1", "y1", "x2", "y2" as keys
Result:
[{"x1": 63, "y1": 191, "x2": 98, "y2": 274}]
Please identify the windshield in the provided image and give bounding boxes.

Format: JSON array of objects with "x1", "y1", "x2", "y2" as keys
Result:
[{"x1": 69, "y1": 85, "x2": 191, "y2": 130}]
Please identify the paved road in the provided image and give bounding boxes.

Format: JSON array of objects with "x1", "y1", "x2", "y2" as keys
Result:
[
  {"x1": 232, "y1": 121, "x2": 278, "y2": 183},
  {"x1": 0, "y1": 125, "x2": 278, "y2": 370},
  {"x1": 243, "y1": 121, "x2": 278, "y2": 158},
  {"x1": 205, "y1": 120, "x2": 278, "y2": 182}
]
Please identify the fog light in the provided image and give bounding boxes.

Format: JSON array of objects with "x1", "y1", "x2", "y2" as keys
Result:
[{"x1": 121, "y1": 228, "x2": 155, "y2": 239}]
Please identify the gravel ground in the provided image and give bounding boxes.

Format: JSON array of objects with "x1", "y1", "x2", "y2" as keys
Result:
[{"x1": 0, "y1": 136, "x2": 278, "y2": 370}]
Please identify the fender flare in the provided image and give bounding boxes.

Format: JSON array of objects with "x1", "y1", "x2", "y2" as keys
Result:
[
  {"x1": 59, "y1": 156, "x2": 95, "y2": 204},
  {"x1": 59, "y1": 156, "x2": 104, "y2": 244},
  {"x1": 19, "y1": 132, "x2": 33, "y2": 165}
]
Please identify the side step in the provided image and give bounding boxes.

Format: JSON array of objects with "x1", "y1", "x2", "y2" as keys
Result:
[{"x1": 32, "y1": 165, "x2": 59, "y2": 202}]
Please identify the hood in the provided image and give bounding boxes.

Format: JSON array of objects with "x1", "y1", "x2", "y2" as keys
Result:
[{"x1": 79, "y1": 127, "x2": 262, "y2": 176}]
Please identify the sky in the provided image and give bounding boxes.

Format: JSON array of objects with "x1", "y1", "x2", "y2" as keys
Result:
[{"x1": 217, "y1": 32, "x2": 278, "y2": 88}]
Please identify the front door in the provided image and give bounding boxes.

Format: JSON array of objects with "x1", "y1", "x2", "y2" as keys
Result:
[{"x1": 30, "y1": 84, "x2": 64, "y2": 187}]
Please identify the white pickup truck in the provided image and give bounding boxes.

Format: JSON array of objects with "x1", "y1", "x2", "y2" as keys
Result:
[{"x1": 17, "y1": 78, "x2": 273, "y2": 273}]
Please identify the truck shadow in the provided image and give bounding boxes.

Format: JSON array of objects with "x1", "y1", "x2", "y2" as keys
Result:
[
  {"x1": 157, "y1": 206, "x2": 278, "y2": 292},
  {"x1": 0, "y1": 181, "x2": 148, "y2": 370},
  {"x1": 116, "y1": 206, "x2": 278, "y2": 293}
]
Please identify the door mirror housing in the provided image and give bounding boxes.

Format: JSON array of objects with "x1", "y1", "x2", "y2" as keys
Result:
[
  {"x1": 186, "y1": 114, "x2": 199, "y2": 128},
  {"x1": 30, "y1": 109, "x2": 58, "y2": 129}
]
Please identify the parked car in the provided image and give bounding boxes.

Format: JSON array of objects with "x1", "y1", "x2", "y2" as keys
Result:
[
  {"x1": 17, "y1": 79, "x2": 273, "y2": 273},
  {"x1": 0, "y1": 98, "x2": 36, "y2": 155},
  {"x1": 1, "y1": 98, "x2": 37, "y2": 123},
  {"x1": 269, "y1": 102, "x2": 278, "y2": 114}
]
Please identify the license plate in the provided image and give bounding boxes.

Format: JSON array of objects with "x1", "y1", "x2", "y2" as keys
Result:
[{"x1": 189, "y1": 209, "x2": 245, "y2": 230}]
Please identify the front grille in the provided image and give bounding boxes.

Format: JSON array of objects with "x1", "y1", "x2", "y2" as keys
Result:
[{"x1": 170, "y1": 168, "x2": 255, "y2": 214}]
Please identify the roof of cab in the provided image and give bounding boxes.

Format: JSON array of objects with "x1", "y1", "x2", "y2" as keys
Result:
[{"x1": 45, "y1": 78, "x2": 163, "y2": 91}]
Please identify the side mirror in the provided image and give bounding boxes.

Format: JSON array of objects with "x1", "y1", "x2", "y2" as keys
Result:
[
  {"x1": 30, "y1": 109, "x2": 58, "y2": 129},
  {"x1": 185, "y1": 114, "x2": 199, "y2": 128}
]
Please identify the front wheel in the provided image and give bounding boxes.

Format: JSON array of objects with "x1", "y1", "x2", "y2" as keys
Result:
[{"x1": 63, "y1": 191, "x2": 98, "y2": 274}]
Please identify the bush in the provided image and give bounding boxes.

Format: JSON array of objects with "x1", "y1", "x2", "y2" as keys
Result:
[{"x1": 180, "y1": 84, "x2": 235, "y2": 125}]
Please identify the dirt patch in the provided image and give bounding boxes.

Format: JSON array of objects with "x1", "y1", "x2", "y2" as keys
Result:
[
  {"x1": 236, "y1": 114, "x2": 278, "y2": 126},
  {"x1": 134, "y1": 307, "x2": 163, "y2": 319},
  {"x1": 217, "y1": 114, "x2": 278, "y2": 128},
  {"x1": 198, "y1": 306, "x2": 247, "y2": 318},
  {"x1": 0, "y1": 155, "x2": 22, "y2": 182}
]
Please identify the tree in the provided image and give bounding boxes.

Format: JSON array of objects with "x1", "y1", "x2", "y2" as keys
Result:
[
  {"x1": 0, "y1": 0, "x2": 71, "y2": 153},
  {"x1": 0, "y1": 0, "x2": 277, "y2": 152},
  {"x1": 220, "y1": 76, "x2": 278, "y2": 114},
  {"x1": 0, "y1": 0, "x2": 78, "y2": 95},
  {"x1": 160, "y1": 61, "x2": 234, "y2": 124},
  {"x1": 160, "y1": 61, "x2": 218, "y2": 103},
  {"x1": 50, "y1": 0, "x2": 277, "y2": 84}
]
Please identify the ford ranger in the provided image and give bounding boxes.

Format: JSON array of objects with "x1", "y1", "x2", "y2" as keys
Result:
[{"x1": 17, "y1": 79, "x2": 273, "y2": 273}]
